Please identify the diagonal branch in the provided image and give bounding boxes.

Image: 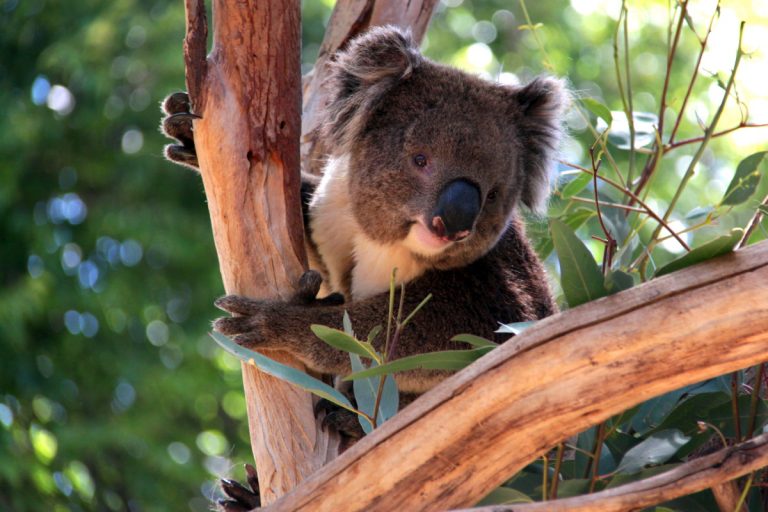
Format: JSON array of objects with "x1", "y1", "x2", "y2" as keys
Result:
[
  {"x1": 264, "y1": 241, "x2": 768, "y2": 511},
  {"x1": 460, "y1": 432, "x2": 768, "y2": 512}
]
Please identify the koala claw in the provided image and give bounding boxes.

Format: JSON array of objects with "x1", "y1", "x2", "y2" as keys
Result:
[
  {"x1": 214, "y1": 295, "x2": 264, "y2": 316},
  {"x1": 217, "y1": 464, "x2": 261, "y2": 512},
  {"x1": 163, "y1": 91, "x2": 192, "y2": 114},
  {"x1": 161, "y1": 91, "x2": 200, "y2": 169},
  {"x1": 295, "y1": 270, "x2": 323, "y2": 304}
]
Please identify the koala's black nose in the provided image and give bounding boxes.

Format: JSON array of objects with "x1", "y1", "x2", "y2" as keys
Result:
[{"x1": 431, "y1": 179, "x2": 481, "y2": 241}]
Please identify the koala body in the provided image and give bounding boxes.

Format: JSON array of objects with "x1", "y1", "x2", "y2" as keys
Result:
[{"x1": 163, "y1": 26, "x2": 565, "y2": 396}]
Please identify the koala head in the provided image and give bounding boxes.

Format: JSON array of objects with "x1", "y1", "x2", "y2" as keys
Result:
[{"x1": 322, "y1": 26, "x2": 567, "y2": 269}]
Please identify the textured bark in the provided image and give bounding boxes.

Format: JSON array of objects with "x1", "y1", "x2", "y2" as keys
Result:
[
  {"x1": 265, "y1": 242, "x2": 768, "y2": 511},
  {"x1": 711, "y1": 480, "x2": 748, "y2": 512},
  {"x1": 181, "y1": 0, "x2": 438, "y2": 503},
  {"x1": 458, "y1": 433, "x2": 768, "y2": 512},
  {"x1": 300, "y1": 0, "x2": 438, "y2": 175},
  {"x1": 182, "y1": 0, "x2": 335, "y2": 504}
]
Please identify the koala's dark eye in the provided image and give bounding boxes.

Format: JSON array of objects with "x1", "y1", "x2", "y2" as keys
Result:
[
  {"x1": 487, "y1": 189, "x2": 499, "y2": 202},
  {"x1": 413, "y1": 154, "x2": 428, "y2": 168}
]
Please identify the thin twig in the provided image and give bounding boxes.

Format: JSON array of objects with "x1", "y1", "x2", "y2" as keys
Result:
[
  {"x1": 668, "y1": 1, "x2": 721, "y2": 144},
  {"x1": 568, "y1": 195, "x2": 645, "y2": 213},
  {"x1": 559, "y1": 160, "x2": 690, "y2": 251},
  {"x1": 550, "y1": 443, "x2": 565, "y2": 500},
  {"x1": 667, "y1": 122, "x2": 768, "y2": 151},
  {"x1": 590, "y1": 145, "x2": 616, "y2": 272},
  {"x1": 632, "y1": 0, "x2": 689, "y2": 196},
  {"x1": 738, "y1": 193, "x2": 768, "y2": 249},
  {"x1": 638, "y1": 22, "x2": 745, "y2": 275}
]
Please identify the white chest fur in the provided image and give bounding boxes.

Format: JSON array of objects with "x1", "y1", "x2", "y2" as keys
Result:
[{"x1": 310, "y1": 155, "x2": 427, "y2": 301}]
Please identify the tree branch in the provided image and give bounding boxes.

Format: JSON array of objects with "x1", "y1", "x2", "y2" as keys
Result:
[
  {"x1": 459, "y1": 433, "x2": 768, "y2": 512},
  {"x1": 263, "y1": 241, "x2": 768, "y2": 511}
]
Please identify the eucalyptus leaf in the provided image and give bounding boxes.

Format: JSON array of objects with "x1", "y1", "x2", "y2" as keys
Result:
[
  {"x1": 344, "y1": 347, "x2": 492, "y2": 381},
  {"x1": 349, "y1": 354, "x2": 399, "y2": 434},
  {"x1": 310, "y1": 324, "x2": 379, "y2": 361},
  {"x1": 654, "y1": 228, "x2": 743, "y2": 277},
  {"x1": 342, "y1": 311, "x2": 355, "y2": 337},
  {"x1": 495, "y1": 321, "x2": 535, "y2": 335},
  {"x1": 561, "y1": 172, "x2": 592, "y2": 199},
  {"x1": 685, "y1": 205, "x2": 715, "y2": 221},
  {"x1": 451, "y1": 333, "x2": 498, "y2": 347},
  {"x1": 209, "y1": 331, "x2": 355, "y2": 412},
  {"x1": 614, "y1": 429, "x2": 690, "y2": 475},
  {"x1": 604, "y1": 270, "x2": 634, "y2": 294},
  {"x1": 597, "y1": 111, "x2": 658, "y2": 150},
  {"x1": 476, "y1": 487, "x2": 534, "y2": 505},
  {"x1": 581, "y1": 98, "x2": 613, "y2": 126},
  {"x1": 550, "y1": 218, "x2": 608, "y2": 307},
  {"x1": 535, "y1": 209, "x2": 594, "y2": 260},
  {"x1": 721, "y1": 151, "x2": 766, "y2": 206}
]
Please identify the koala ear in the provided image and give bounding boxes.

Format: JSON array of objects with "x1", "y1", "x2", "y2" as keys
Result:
[
  {"x1": 323, "y1": 25, "x2": 422, "y2": 152},
  {"x1": 510, "y1": 77, "x2": 568, "y2": 214}
]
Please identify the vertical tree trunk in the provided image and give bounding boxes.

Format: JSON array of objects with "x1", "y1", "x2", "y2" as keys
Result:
[
  {"x1": 182, "y1": 0, "x2": 437, "y2": 503},
  {"x1": 182, "y1": 0, "x2": 340, "y2": 504}
]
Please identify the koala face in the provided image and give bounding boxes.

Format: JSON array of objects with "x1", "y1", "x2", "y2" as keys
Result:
[{"x1": 323, "y1": 26, "x2": 566, "y2": 270}]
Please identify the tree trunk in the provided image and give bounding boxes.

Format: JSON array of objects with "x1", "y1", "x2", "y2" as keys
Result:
[
  {"x1": 181, "y1": 0, "x2": 437, "y2": 503},
  {"x1": 264, "y1": 242, "x2": 768, "y2": 511},
  {"x1": 182, "y1": 0, "x2": 336, "y2": 504}
]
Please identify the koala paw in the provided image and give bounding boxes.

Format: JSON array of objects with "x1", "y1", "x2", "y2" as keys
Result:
[
  {"x1": 213, "y1": 296, "x2": 278, "y2": 349},
  {"x1": 315, "y1": 399, "x2": 365, "y2": 440},
  {"x1": 217, "y1": 464, "x2": 261, "y2": 512},
  {"x1": 161, "y1": 91, "x2": 200, "y2": 169}
]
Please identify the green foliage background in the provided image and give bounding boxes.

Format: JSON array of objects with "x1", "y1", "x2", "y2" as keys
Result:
[{"x1": 1, "y1": 0, "x2": 766, "y2": 510}]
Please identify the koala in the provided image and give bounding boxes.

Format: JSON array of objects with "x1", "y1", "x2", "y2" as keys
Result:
[
  {"x1": 163, "y1": 24, "x2": 564, "y2": 397},
  {"x1": 162, "y1": 24, "x2": 565, "y2": 510}
]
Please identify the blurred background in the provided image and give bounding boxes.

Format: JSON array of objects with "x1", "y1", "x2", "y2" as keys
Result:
[{"x1": 1, "y1": 0, "x2": 766, "y2": 510}]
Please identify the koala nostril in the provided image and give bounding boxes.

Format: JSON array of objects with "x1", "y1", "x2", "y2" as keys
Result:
[{"x1": 431, "y1": 216, "x2": 447, "y2": 238}]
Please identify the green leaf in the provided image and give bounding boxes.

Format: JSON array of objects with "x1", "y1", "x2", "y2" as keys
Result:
[
  {"x1": 342, "y1": 311, "x2": 355, "y2": 337},
  {"x1": 721, "y1": 151, "x2": 766, "y2": 205},
  {"x1": 550, "y1": 218, "x2": 608, "y2": 307},
  {"x1": 654, "y1": 228, "x2": 743, "y2": 277},
  {"x1": 614, "y1": 429, "x2": 690, "y2": 475},
  {"x1": 535, "y1": 209, "x2": 594, "y2": 260},
  {"x1": 451, "y1": 333, "x2": 498, "y2": 348},
  {"x1": 685, "y1": 205, "x2": 715, "y2": 221},
  {"x1": 604, "y1": 270, "x2": 634, "y2": 294},
  {"x1": 561, "y1": 172, "x2": 592, "y2": 199},
  {"x1": 349, "y1": 354, "x2": 398, "y2": 434},
  {"x1": 210, "y1": 331, "x2": 355, "y2": 412},
  {"x1": 758, "y1": 204, "x2": 768, "y2": 216},
  {"x1": 495, "y1": 321, "x2": 535, "y2": 335},
  {"x1": 344, "y1": 348, "x2": 492, "y2": 381},
  {"x1": 367, "y1": 325, "x2": 383, "y2": 345},
  {"x1": 601, "y1": 111, "x2": 658, "y2": 150},
  {"x1": 581, "y1": 98, "x2": 613, "y2": 126},
  {"x1": 477, "y1": 487, "x2": 534, "y2": 505},
  {"x1": 310, "y1": 324, "x2": 379, "y2": 361}
]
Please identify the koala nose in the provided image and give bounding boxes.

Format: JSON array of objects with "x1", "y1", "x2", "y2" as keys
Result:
[{"x1": 431, "y1": 179, "x2": 481, "y2": 241}]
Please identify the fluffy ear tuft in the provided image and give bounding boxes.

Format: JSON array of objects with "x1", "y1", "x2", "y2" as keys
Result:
[
  {"x1": 323, "y1": 26, "x2": 422, "y2": 153},
  {"x1": 510, "y1": 77, "x2": 569, "y2": 214}
]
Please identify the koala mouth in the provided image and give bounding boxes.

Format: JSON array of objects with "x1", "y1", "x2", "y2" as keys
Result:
[{"x1": 404, "y1": 219, "x2": 471, "y2": 257}]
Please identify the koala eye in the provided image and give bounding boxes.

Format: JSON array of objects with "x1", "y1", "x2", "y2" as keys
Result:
[
  {"x1": 413, "y1": 154, "x2": 428, "y2": 168},
  {"x1": 487, "y1": 189, "x2": 499, "y2": 202}
]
